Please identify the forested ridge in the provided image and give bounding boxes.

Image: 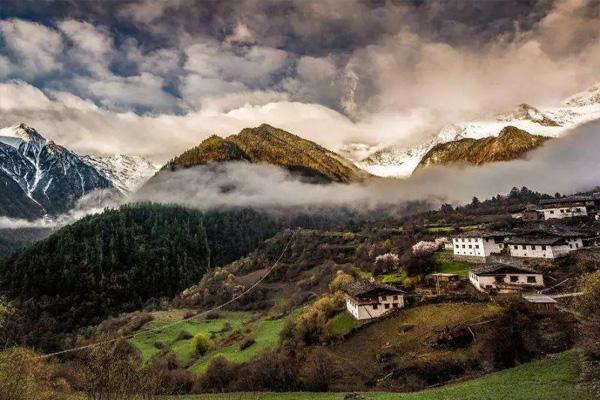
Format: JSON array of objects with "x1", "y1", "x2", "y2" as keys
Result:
[{"x1": 0, "y1": 203, "x2": 280, "y2": 340}]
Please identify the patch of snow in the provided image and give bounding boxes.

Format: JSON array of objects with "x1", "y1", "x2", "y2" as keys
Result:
[{"x1": 83, "y1": 154, "x2": 159, "y2": 193}]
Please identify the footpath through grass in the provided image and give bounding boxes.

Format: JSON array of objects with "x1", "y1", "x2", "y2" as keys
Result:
[{"x1": 178, "y1": 350, "x2": 593, "y2": 400}]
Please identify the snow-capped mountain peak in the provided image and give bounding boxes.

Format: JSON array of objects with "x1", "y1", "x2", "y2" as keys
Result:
[
  {"x1": 83, "y1": 154, "x2": 159, "y2": 193},
  {"x1": 564, "y1": 82, "x2": 600, "y2": 107},
  {"x1": 496, "y1": 103, "x2": 560, "y2": 127},
  {"x1": 355, "y1": 82, "x2": 600, "y2": 178},
  {"x1": 0, "y1": 123, "x2": 116, "y2": 219}
]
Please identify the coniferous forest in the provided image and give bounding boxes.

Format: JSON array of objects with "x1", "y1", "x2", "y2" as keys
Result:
[{"x1": 0, "y1": 203, "x2": 280, "y2": 343}]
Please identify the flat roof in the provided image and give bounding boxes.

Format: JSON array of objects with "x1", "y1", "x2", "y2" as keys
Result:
[
  {"x1": 471, "y1": 263, "x2": 539, "y2": 275},
  {"x1": 522, "y1": 294, "x2": 557, "y2": 304}
]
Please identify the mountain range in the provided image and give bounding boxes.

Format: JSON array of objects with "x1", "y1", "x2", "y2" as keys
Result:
[
  {"x1": 352, "y1": 83, "x2": 600, "y2": 177},
  {"x1": 1, "y1": 83, "x2": 599, "y2": 221}
]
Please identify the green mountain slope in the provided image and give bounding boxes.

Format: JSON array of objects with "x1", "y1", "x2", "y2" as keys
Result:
[
  {"x1": 0, "y1": 204, "x2": 279, "y2": 343},
  {"x1": 416, "y1": 126, "x2": 550, "y2": 171},
  {"x1": 163, "y1": 124, "x2": 365, "y2": 183}
]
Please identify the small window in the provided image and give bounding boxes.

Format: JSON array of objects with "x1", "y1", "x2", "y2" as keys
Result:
[
  {"x1": 462, "y1": 245, "x2": 466, "y2": 248},
  {"x1": 372, "y1": 304, "x2": 378, "y2": 310},
  {"x1": 510, "y1": 276, "x2": 518, "y2": 282},
  {"x1": 384, "y1": 304, "x2": 390, "y2": 310},
  {"x1": 474, "y1": 245, "x2": 479, "y2": 249},
  {"x1": 522, "y1": 245, "x2": 526, "y2": 250},
  {"x1": 531, "y1": 245, "x2": 536, "y2": 250},
  {"x1": 381, "y1": 295, "x2": 387, "y2": 301},
  {"x1": 468, "y1": 245, "x2": 472, "y2": 249},
  {"x1": 393, "y1": 295, "x2": 398, "y2": 301},
  {"x1": 513, "y1": 245, "x2": 518, "y2": 250},
  {"x1": 393, "y1": 303, "x2": 398, "y2": 308},
  {"x1": 542, "y1": 245, "x2": 547, "y2": 251},
  {"x1": 527, "y1": 276, "x2": 536, "y2": 283}
]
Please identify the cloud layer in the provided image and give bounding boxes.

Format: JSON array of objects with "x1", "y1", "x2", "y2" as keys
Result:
[{"x1": 0, "y1": 0, "x2": 598, "y2": 162}]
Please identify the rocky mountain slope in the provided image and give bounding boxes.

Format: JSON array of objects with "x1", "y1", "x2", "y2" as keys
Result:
[
  {"x1": 354, "y1": 83, "x2": 600, "y2": 178},
  {"x1": 83, "y1": 154, "x2": 158, "y2": 193},
  {"x1": 415, "y1": 126, "x2": 550, "y2": 171},
  {"x1": 0, "y1": 124, "x2": 113, "y2": 219},
  {"x1": 163, "y1": 123, "x2": 367, "y2": 183}
]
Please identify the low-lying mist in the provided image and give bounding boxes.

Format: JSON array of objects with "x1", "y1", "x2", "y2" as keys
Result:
[
  {"x1": 3, "y1": 120, "x2": 600, "y2": 231},
  {"x1": 134, "y1": 120, "x2": 600, "y2": 210}
]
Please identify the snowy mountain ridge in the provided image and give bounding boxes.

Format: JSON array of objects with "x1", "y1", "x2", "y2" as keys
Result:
[
  {"x1": 0, "y1": 123, "x2": 114, "y2": 218},
  {"x1": 83, "y1": 154, "x2": 159, "y2": 193},
  {"x1": 351, "y1": 83, "x2": 600, "y2": 178}
]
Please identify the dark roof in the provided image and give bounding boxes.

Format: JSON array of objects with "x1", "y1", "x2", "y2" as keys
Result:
[
  {"x1": 504, "y1": 236, "x2": 564, "y2": 245},
  {"x1": 453, "y1": 230, "x2": 512, "y2": 239},
  {"x1": 471, "y1": 263, "x2": 539, "y2": 276},
  {"x1": 540, "y1": 195, "x2": 593, "y2": 205},
  {"x1": 344, "y1": 281, "x2": 405, "y2": 297}
]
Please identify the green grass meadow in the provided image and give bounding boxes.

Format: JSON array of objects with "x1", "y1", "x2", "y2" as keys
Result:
[
  {"x1": 433, "y1": 250, "x2": 472, "y2": 277},
  {"x1": 178, "y1": 350, "x2": 593, "y2": 400}
]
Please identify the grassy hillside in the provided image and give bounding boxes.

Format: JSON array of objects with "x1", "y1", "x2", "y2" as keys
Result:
[
  {"x1": 416, "y1": 126, "x2": 550, "y2": 171},
  {"x1": 129, "y1": 308, "x2": 303, "y2": 373},
  {"x1": 181, "y1": 350, "x2": 593, "y2": 400}
]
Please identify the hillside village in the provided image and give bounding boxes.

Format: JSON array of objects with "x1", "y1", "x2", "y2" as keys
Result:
[{"x1": 342, "y1": 194, "x2": 600, "y2": 321}]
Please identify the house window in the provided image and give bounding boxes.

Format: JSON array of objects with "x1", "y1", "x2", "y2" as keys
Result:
[
  {"x1": 510, "y1": 276, "x2": 519, "y2": 282},
  {"x1": 475, "y1": 245, "x2": 479, "y2": 249},
  {"x1": 462, "y1": 245, "x2": 466, "y2": 248},
  {"x1": 531, "y1": 245, "x2": 536, "y2": 250},
  {"x1": 468, "y1": 245, "x2": 472, "y2": 249},
  {"x1": 372, "y1": 304, "x2": 378, "y2": 310},
  {"x1": 393, "y1": 295, "x2": 398, "y2": 301},
  {"x1": 542, "y1": 246, "x2": 547, "y2": 250},
  {"x1": 385, "y1": 304, "x2": 390, "y2": 310},
  {"x1": 513, "y1": 245, "x2": 518, "y2": 250},
  {"x1": 550, "y1": 210, "x2": 554, "y2": 214},
  {"x1": 381, "y1": 295, "x2": 387, "y2": 301},
  {"x1": 522, "y1": 245, "x2": 526, "y2": 250},
  {"x1": 527, "y1": 276, "x2": 536, "y2": 283},
  {"x1": 393, "y1": 303, "x2": 398, "y2": 308}
]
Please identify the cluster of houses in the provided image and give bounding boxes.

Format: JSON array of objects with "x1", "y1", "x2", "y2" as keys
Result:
[
  {"x1": 451, "y1": 228, "x2": 585, "y2": 262},
  {"x1": 343, "y1": 195, "x2": 597, "y2": 321},
  {"x1": 512, "y1": 195, "x2": 600, "y2": 221}
]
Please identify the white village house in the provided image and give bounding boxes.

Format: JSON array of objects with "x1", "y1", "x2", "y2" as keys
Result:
[
  {"x1": 344, "y1": 281, "x2": 405, "y2": 320},
  {"x1": 504, "y1": 231, "x2": 584, "y2": 259},
  {"x1": 469, "y1": 263, "x2": 544, "y2": 293},
  {"x1": 451, "y1": 231, "x2": 511, "y2": 262},
  {"x1": 539, "y1": 196, "x2": 595, "y2": 220}
]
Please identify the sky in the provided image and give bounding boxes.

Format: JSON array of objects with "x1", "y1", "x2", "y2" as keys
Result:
[{"x1": 0, "y1": 0, "x2": 598, "y2": 163}]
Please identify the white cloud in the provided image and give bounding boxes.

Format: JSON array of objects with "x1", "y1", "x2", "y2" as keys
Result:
[
  {"x1": 58, "y1": 20, "x2": 114, "y2": 75},
  {"x1": 0, "y1": 19, "x2": 63, "y2": 77}
]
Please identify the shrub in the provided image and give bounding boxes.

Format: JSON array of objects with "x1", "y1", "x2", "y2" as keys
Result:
[
  {"x1": 0, "y1": 347, "x2": 58, "y2": 400},
  {"x1": 191, "y1": 333, "x2": 214, "y2": 356},
  {"x1": 300, "y1": 350, "x2": 340, "y2": 391},
  {"x1": 236, "y1": 350, "x2": 299, "y2": 391},
  {"x1": 196, "y1": 356, "x2": 239, "y2": 392},
  {"x1": 329, "y1": 272, "x2": 354, "y2": 293},
  {"x1": 240, "y1": 339, "x2": 256, "y2": 351},
  {"x1": 374, "y1": 253, "x2": 400, "y2": 273},
  {"x1": 177, "y1": 330, "x2": 193, "y2": 341}
]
